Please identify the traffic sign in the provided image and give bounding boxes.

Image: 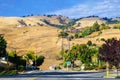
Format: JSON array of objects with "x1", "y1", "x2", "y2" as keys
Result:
[{"x1": 66, "y1": 61, "x2": 71, "y2": 66}]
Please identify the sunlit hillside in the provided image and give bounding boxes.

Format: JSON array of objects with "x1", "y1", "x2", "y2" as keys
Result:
[
  {"x1": 74, "y1": 17, "x2": 106, "y2": 29},
  {"x1": 1, "y1": 16, "x2": 120, "y2": 70},
  {"x1": 0, "y1": 15, "x2": 71, "y2": 70}
]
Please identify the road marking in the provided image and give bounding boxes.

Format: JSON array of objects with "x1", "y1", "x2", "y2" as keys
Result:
[{"x1": 28, "y1": 78, "x2": 36, "y2": 80}]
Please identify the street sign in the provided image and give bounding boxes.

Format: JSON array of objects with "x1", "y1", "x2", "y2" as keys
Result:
[{"x1": 66, "y1": 61, "x2": 71, "y2": 66}]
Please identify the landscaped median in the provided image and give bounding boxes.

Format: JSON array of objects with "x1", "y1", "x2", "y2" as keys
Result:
[{"x1": 0, "y1": 70, "x2": 18, "y2": 76}]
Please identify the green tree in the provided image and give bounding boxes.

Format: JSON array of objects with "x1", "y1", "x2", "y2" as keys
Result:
[
  {"x1": 8, "y1": 51, "x2": 26, "y2": 70},
  {"x1": 77, "y1": 44, "x2": 97, "y2": 66},
  {"x1": 0, "y1": 36, "x2": 7, "y2": 57},
  {"x1": 58, "y1": 30, "x2": 68, "y2": 38},
  {"x1": 62, "y1": 45, "x2": 79, "y2": 69},
  {"x1": 35, "y1": 56, "x2": 45, "y2": 66},
  {"x1": 100, "y1": 23, "x2": 109, "y2": 30},
  {"x1": 81, "y1": 27, "x2": 92, "y2": 37},
  {"x1": 26, "y1": 51, "x2": 35, "y2": 60},
  {"x1": 77, "y1": 44, "x2": 91, "y2": 64},
  {"x1": 91, "y1": 21, "x2": 100, "y2": 31},
  {"x1": 63, "y1": 49, "x2": 77, "y2": 70},
  {"x1": 87, "y1": 40, "x2": 92, "y2": 46},
  {"x1": 81, "y1": 21, "x2": 100, "y2": 38},
  {"x1": 74, "y1": 33, "x2": 79, "y2": 38},
  {"x1": 69, "y1": 35, "x2": 74, "y2": 40}
]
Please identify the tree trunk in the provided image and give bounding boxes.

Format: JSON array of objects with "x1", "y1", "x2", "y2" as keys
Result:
[
  {"x1": 117, "y1": 67, "x2": 118, "y2": 77},
  {"x1": 98, "y1": 60, "x2": 100, "y2": 70},
  {"x1": 71, "y1": 61, "x2": 74, "y2": 71},
  {"x1": 106, "y1": 61, "x2": 109, "y2": 77}
]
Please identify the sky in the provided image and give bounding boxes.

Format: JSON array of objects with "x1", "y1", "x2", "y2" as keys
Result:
[{"x1": 0, "y1": 0, "x2": 120, "y2": 18}]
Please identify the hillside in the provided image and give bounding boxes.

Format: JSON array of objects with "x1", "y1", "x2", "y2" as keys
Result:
[
  {"x1": 71, "y1": 29, "x2": 120, "y2": 46},
  {"x1": 0, "y1": 15, "x2": 71, "y2": 70},
  {"x1": 1, "y1": 16, "x2": 120, "y2": 70},
  {"x1": 73, "y1": 17, "x2": 106, "y2": 29}
]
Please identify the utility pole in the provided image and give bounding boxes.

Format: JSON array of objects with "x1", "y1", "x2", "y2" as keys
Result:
[
  {"x1": 35, "y1": 48, "x2": 37, "y2": 69},
  {"x1": 67, "y1": 36, "x2": 70, "y2": 50},
  {"x1": 61, "y1": 37, "x2": 64, "y2": 51}
]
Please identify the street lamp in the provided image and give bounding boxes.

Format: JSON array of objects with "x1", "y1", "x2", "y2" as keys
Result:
[{"x1": 67, "y1": 36, "x2": 70, "y2": 50}]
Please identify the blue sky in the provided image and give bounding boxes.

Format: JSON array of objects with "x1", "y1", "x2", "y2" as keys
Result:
[{"x1": 0, "y1": 0, "x2": 120, "y2": 18}]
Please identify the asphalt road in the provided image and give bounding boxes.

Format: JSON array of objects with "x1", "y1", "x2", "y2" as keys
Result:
[{"x1": 0, "y1": 70, "x2": 119, "y2": 80}]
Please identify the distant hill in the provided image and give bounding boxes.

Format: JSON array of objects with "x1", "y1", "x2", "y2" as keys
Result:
[
  {"x1": 0, "y1": 15, "x2": 71, "y2": 28},
  {"x1": 73, "y1": 17, "x2": 106, "y2": 29}
]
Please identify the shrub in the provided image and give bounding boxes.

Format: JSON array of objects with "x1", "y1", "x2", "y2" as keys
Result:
[
  {"x1": 101, "y1": 38, "x2": 105, "y2": 41},
  {"x1": 87, "y1": 40, "x2": 92, "y2": 46},
  {"x1": 18, "y1": 65, "x2": 25, "y2": 71}
]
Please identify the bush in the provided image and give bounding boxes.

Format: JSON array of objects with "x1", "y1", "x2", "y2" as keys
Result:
[
  {"x1": 56, "y1": 66, "x2": 61, "y2": 70},
  {"x1": 98, "y1": 31, "x2": 102, "y2": 35},
  {"x1": 115, "y1": 76, "x2": 120, "y2": 78},
  {"x1": 0, "y1": 70, "x2": 17, "y2": 76},
  {"x1": 74, "y1": 33, "x2": 79, "y2": 38},
  {"x1": 81, "y1": 27, "x2": 92, "y2": 37},
  {"x1": 113, "y1": 25, "x2": 120, "y2": 29},
  {"x1": 100, "y1": 24, "x2": 109, "y2": 30},
  {"x1": 18, "y1": 65, "x2": 25, "y2": 71},
  {"x1": 101, "y1": 38, "x2": 105, "y2": 41},
  {"x1": 87, "y1": 40, "x2": 92, "y2": 46},
  {"x1": 69, "y1": 35, "x2": 74, "y2": 40},
  {"x1": 84, "y1": 63, "x2": 98, "y2": 70}
]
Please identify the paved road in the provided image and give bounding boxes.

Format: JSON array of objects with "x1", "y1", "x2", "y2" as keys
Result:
[{"x1": 0, "y1": 70, "x2": 118, "y2": 80}]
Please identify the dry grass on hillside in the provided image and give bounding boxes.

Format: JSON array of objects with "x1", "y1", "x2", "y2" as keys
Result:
[
  {"x1": 3, "y1": 26, "x2": 62, "y2": 70},
  {"x1": 74, "y1": 17, "x2": 106, "y2": 28},
  {"x1": 0, "y1": 16, "x2": 71, "y2": 70},
  {"x1": 1, "y1": 16, "x2": 120, "y2": 70},
  {"x1": 71, "y1": 29, "x2": 120, "y2": 46}
]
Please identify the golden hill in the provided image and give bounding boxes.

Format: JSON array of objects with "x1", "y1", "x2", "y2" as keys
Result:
[
  {"x1": 1, "y1": 16, "x2": 120, "y2": 70},
  {"x1": 74, "y1": 17, "x2": 106, "y2": 29},
  {"x1": 71, "y1": 29, "x2": 120, "y2": 46},
  {"x1": 0, "y1": 16, "x2": 71, "y2": 70}
]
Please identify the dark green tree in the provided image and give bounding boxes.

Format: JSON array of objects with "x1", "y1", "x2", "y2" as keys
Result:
[
  {"x1": 58, "y1": 30, "x2": 68, "y2": 38},
  {"x1": 100, "y1": 23, "x2": 109, "y2": 30},
  {"x1": 77, "y1": 44, "x2": 97, "y2": 65},
  {"x1": 69, "y1": 35, "x2": 74, "y2": 41},
  {"x1": 8, "y1": 51, "x2": 26, "y2": 70},
  {"x1": 87, "y1": 40, "x2": 92, "y2": 46},
  {"x1": 91, "y1": 21, "x2": 100, "y2": 31},
  {"x1": 77, "y1": 44, "x2": 91, "y2": 64},
  {"x1": 81, "y1": 21, "x2": 100, "y2": 37},
  {"x1": 81, "y1": 27, "x2": 92, "y2": 37},
  {"x1": 35, "y1": 56, "x2": 45, "y2": 66},
  {"x1": 63, "y1": 49, "x2": 77, "y2": 70},
  {"x1": 0, "y1": 36, "x2": 7, "y2": 57},
  {"x1": 75, "y1": 33, "x2": 79, "y2": 38},
  {"x1": 26, "y1": 51, "x2": 35, "y2": 60}
]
